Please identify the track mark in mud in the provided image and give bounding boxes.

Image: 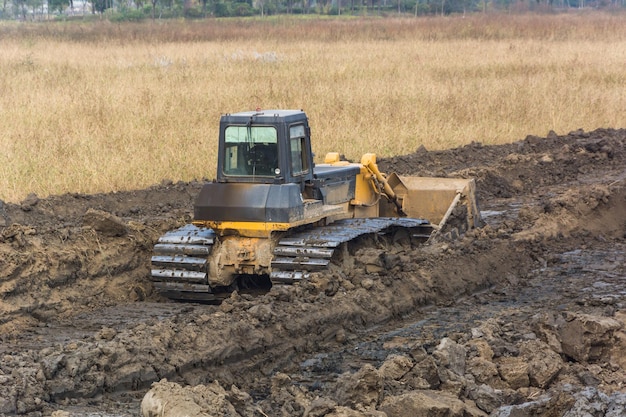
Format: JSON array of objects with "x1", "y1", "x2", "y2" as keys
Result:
[{"x1": 295, "y1": 240, "x2": 626, "y2": 385}]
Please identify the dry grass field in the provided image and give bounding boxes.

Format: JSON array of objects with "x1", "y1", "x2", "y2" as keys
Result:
[{"x1": 1, "y1": 13, "x2": 625, "y2": 203}]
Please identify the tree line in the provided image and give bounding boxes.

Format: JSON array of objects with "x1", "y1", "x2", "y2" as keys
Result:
[{"x1": 3, "y1": 0, "x2": 625, "y2": 22}]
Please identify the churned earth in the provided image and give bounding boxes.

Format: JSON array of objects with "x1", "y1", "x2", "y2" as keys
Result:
[{"x1": 0, "y1": 128, "x2": 625, "y2": 417}]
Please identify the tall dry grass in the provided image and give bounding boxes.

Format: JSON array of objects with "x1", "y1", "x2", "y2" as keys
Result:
[{"x1": 1, "y1": 13, "x2": 626, "y2": 203}]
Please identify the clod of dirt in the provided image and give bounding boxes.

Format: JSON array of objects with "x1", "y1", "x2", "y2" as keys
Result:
[
  {"x1": 141, "y1": 379, "x2": 255, "y2": 417},
  {"x1": 82, "y1": 208, "x2": 128, "y2": 237},
  {"x1": 549, "y1": 312, "x2": 623, "y2": 363},
  {"x1": 20, "y1": 193, "x2": 40, "y2": 211}
]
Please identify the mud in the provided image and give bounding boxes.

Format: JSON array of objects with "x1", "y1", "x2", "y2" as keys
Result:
[{"x1": 0, "y1": 128, "x2": 625, "y2": 416}]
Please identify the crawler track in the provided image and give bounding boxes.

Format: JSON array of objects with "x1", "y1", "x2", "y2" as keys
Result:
[
  {"x1": 270, "y1": 217, "x2": 433, "y2": 283},
  {"x1": 150, "y1": 218, "x2": 434, "y2": 301},
  {"x1": 150, "y1": 224, "x2": 222, "y2": 302}
]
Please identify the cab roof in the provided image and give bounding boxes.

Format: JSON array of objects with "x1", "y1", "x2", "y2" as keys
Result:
[{"x1": 220, "y1": 110, "x2": 307, "y2": 125}]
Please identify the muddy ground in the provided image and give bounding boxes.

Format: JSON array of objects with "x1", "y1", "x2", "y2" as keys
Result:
[{"x1": 0, "y1": 128, "x2": 625, "y2": 417}]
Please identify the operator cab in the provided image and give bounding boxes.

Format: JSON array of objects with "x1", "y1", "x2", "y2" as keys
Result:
[
  {"x1": 195, "y1": 109, "x2": 359, "y2": 228},
  {"x1": 217, "y1": 110, "x2": 314, "y2": 187}
]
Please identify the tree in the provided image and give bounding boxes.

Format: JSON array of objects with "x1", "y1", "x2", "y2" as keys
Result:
[
  {"x1": 93, "y1": 0, "x2": 112, "y2": 13},
  {"x1": 48, "y1": 0, "x2": 69, "y2": 13},
  {"x1": 200, "y1": 0, "x2": 210, "y2": 15}
]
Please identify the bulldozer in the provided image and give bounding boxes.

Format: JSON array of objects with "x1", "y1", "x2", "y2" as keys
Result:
[{"x1": 151, "y1": 110, "x2": 481, "y2": 301}]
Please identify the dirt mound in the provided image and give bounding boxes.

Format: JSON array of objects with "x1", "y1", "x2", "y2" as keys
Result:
[{"x1": 0, "y1": 128, "x2": 625, "y2": 416}]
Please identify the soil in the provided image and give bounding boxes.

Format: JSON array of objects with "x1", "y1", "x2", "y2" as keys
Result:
[{"x1": 1, "y1": 128, "x2": 625, "y2": 417}]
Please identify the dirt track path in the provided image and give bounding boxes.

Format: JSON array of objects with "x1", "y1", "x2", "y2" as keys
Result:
[{"x1": 0, "y1": 128, "x2": 625, "y2": 416}]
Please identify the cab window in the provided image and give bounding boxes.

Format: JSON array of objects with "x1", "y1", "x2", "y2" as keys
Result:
[
  {"x1": 289, "y1": 124, "x2": 309, "y2": 176},
  {"x1": 223, "y1": 125, "x2": 278, "y2": 177}
]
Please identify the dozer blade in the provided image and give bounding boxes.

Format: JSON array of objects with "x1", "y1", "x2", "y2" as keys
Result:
[{"x1": 386, "y1": 174, "x2": 481, "y2": 234}]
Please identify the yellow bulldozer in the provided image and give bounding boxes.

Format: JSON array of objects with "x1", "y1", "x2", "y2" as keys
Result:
[{"x1": 151, "y1": 110, "x2": 481, "y2": 301}]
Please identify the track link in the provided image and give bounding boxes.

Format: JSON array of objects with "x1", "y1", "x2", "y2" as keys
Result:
[{"x1": 270, "y1": 217, "x2": 433, "y2": 284}]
